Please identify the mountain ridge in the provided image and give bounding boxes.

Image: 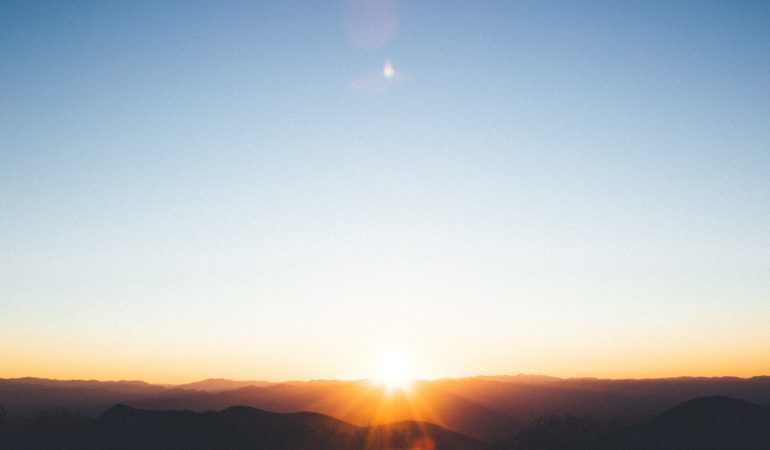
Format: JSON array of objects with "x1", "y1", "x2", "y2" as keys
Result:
[
  {"x1": 4, "y1": 397, "x2": 770, "y2": 449},
  {"x1": 3, "y1": 375, "x2": 770, "y2": 441},
  {"x1": 84, "y1": 404, "x2": 485, "y2": 450}
]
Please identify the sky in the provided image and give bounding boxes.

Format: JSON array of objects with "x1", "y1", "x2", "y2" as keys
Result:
[{"x1": 1, "y1": 0, "x2": 769, "y2": 383}]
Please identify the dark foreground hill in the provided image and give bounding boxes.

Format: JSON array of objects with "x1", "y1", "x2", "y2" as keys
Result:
[
  {"x1": 2, "y1": 397, "x2": 770, "y2": 450},
  {"x1": 491, "y1": 396, "x2": 770, "y2": 450},
  {"x1": 0, "y1": 404, "x2": 486, "y2": 450},
  {"x1": 604, "y1": 396, "x2": 770, "y2": 450}
]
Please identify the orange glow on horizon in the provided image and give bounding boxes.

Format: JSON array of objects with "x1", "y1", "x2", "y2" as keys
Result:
[{"x1": 3, "y1": 339, "x2": 770, "y2": 384}]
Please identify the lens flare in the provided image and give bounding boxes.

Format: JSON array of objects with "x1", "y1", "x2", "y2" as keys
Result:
[
  {"x1": 383, "y1": 61, "x2": 395, "y2": 79},
  {"x1": 352, "y1": 61, "x2": 410, "y2": 93}
]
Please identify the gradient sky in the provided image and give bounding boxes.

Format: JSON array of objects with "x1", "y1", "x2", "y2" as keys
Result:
[{"x1": 2, "y1": 0, "x2": 770, "y2": 383}]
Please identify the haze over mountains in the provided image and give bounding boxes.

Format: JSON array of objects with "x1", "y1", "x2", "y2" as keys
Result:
[
  {"x1": 3, "y1": 375, "x2": 770, "y2": 444},
  {"x1": 170, "y1": 378, "x2": 275, "y2": 392}
]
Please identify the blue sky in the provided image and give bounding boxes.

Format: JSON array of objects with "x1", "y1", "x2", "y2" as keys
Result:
[{"x1": 2, "y1": 1, "x2": 769, "y2": 381}]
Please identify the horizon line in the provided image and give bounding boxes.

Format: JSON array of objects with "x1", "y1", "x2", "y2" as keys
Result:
[{"x1": 3, "y1": 372, "x2": 769, "y2": 386}]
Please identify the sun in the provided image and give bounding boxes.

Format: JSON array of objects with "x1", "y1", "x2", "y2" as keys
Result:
[{"x1": 375, "y1": 354, "x2": 413, "y2": 391}]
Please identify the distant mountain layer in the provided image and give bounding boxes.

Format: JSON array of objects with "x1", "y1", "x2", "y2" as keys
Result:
[
  {"x1": 171, "y1": 378, "x2": 273, "y2": 392},
  {"x1": 0, "y1": 404, "x2": 485, "y2": 450},
  {"x1": 2, "y1": 375, "x2": 770, "y2": 441}
]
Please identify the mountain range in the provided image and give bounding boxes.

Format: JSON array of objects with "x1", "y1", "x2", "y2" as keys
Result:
[
  {"x1": 2, "y1": 396, "x2": 770, "y2": 449},
  {"x1": 3, "y1": 375, "x2": 770, "y2": 441}
]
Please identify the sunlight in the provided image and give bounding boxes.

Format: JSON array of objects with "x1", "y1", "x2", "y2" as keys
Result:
[{"x1": 375, "y1": 353, "x2": 413, "y2": 391}]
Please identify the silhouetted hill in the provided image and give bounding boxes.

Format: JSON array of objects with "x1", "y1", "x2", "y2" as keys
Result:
[
  {"x1": 0, "y1": 404, "x2": 487, "y2": 450},
  {"x1": 605, "y1": 396, "x2": 770, "y2": 450},
  {"x1": 4, "y1": 390, "x2": 770, "y2": 449},
  {"x1": 4, "y1": 376, "x2": 770, "y2": 441},
  {"x1": 492, "y1": 396, "x2": 770, "y2": 450},
  {"x1": 113, "y1": 376, "x2": 770, "y2": 440},
  {"x1": 492, "y1": 414, "x2": 613, "y2": 450}
]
